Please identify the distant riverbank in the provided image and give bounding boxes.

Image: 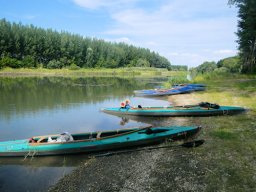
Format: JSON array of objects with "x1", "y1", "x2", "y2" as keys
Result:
[{"x1": 0, "y1": 67, "x2": 186, "y2": 78}]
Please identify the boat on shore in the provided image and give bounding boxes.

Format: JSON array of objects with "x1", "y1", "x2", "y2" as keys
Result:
[
  {"x1": 134, "y1": 87, "x2": 192, "y2": 97},
  {"x1": 134, "y1": 84, "x2": 204, "y2": 97},
  {"x1": 102, "y1": 102, "x2": 246, "y2": 117},
  {"x1": 0, "y1": 126, "x2": 201, "y2": 157},
  {"x1": 172, "y1": 84, "x2": 206, "y2": 91}
]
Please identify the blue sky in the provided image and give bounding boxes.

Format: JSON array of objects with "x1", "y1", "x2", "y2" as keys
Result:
[{"x1": 0, "y1": 0, "x2": 238, "y2": 67}]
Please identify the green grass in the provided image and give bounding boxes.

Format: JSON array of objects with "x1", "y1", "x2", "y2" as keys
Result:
[
  {"x1": 189, "y1": 72, "x2": 256, "y2": 191},
  {"x1": 210, "y1": 129, "x2": 238, "y2": 140},
  {"x1": 0, "y1": 67, "x2": 186, "y2": 78}
]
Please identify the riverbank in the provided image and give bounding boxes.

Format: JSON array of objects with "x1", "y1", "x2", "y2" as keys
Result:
[
  {"x1": 49, "y1": 142, "x2": 206, "y2": 192},
  {"x1": 49, "y1": 75, "x2": 256, "y2": 192},
  {"x1": 0, "y1": 67, "x2": 186, "y2": 78}
]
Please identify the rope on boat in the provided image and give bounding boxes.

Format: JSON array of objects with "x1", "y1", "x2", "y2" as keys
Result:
[
  {"x1": 30, "y1": 151, "x2": 37, "y2": 161},
  {"x1": 223, "y1": 110, "x2": 228, "y2": 115},
  {"x1": 23, "y1": 150, "x2": 37, "y2": 161},
  {"x1": 23, "y1": 151, "x2": 30, "y2": 161}
]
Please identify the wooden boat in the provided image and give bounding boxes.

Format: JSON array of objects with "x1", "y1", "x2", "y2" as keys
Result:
[
  {"x1": 102, "y1": 103, "x2": 246, "y2": 117},
  {"x1": 0, "y1": 126, "x2": 201, "y2": 157}
]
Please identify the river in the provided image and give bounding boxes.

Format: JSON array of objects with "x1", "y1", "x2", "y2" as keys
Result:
[{"x1": 0, "y1": 76, "x2": 169, "y2": 191}]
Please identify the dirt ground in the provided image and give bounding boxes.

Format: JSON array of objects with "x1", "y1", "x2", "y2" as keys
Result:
[
  {"x1": 49, "y1": 94, "x2": 205, "y2": 192},
  {"x1": 168, "y1": 93, "x2": 200, "y2": 106},
  {"x1": 49, "y1": 145, "x2": 206, "y2": 192}
]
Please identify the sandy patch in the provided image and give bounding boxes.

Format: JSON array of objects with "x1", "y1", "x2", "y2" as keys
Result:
[{"x1": 168, "y1": 93, "x2": 201, "y2": 106}]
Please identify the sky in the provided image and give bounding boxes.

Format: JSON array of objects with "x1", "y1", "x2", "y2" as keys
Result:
[{"x1": 0, "y1": 0, "x2": 238, "y2": 68}]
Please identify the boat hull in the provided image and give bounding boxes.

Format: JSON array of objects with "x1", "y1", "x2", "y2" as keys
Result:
[
  {"x1": 0, "y1": 126, "x2": 201, "y2": 157},
  {"x1": 102, "y1": 106, "x2": 246, "y2": 117},
  {"x1": 135, "y1": 89, "x2": 182, "y2": 97}
]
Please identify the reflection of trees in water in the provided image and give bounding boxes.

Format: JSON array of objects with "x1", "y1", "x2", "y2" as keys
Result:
[{"x1": 0, "y1": 77, "x2": 166, "y2": 117}]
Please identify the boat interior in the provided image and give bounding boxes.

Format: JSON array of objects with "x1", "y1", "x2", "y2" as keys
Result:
[{"x1": 31, "y1": 128, "x2": 142, "y2": 143}]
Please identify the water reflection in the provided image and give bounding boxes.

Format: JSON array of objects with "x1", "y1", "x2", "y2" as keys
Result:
[
  {"x1": 0, "y1": 165, "x2": 74, "y2": 192},
  {"x1": 0, "y1": 77, "x2": 169, "y2": 139},
  {"x1": 0, "y1": 154, "x2": 94, "y2": 191},
  {"x1": 110, "y1": 115, "x2": 198, "y2": 127},
  {"x1": 0, "y1": 76, "x2": 169, "y2": 191},
  {"x1": 0, "y1": 154, "x2": 90, "y2": 167}
]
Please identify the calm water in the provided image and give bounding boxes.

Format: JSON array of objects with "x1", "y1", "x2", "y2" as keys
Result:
[{"x1": 0, "y1": 76, "x2": 169, "y2": 191}]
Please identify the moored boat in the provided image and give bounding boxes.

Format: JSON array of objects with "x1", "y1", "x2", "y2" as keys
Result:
[
  {"x1": 172, "y1": 84, "x2": 206, "y2": 91},
  {"x1": 134, "y1": 84, "x2": 202, "y2": 96},
  {"x1": 173, "y1": 83, "x2": 206, "y2": 87},
  {"x1": 0, "y1": 126, "x2": 201, "y2": 157},
  {"x1": 102, "y1": 102, "x2": 246, "y2": 117},
  {"x1": 134, "y1": 87, "x2": 190, "y2": 96}
]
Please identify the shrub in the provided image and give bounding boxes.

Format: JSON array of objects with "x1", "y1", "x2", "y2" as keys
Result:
[
  {"x1": 69, "y1": 63, "x2": 80, "y2": 70},
  {"x1": 46, "y1": 60, "x2": 64, "y2": 69}
]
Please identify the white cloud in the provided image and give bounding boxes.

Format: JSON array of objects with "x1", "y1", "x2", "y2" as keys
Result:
[
  {"x1": 167, "y1": 52, "x2": 207, "y2": 67},
  {"x1": 72, "y1": 0, "x2": 238, "y2": 67},
  {"x1": 72, "y1": 0, "x2": 140, "y2": 9},
  {"x1": 107, "y1": 37, "x2": 133, "y2": 44},
  {"x1": 23, "y1": 15, "x2": 36, "y2": 20},
  {"x1": 213, "y1": 49, "x2": 238, "y2": 55},
  {"x1": 169, "y1": 52, "x2": 179, "y2": 56}
]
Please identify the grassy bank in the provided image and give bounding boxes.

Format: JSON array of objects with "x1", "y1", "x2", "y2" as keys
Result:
[
  {"x1": 188, "y1": 73, "x2": 256, "y2": 191},
  {"x1": 0, "y1": 67, "x2": 186, "y2": 78}
]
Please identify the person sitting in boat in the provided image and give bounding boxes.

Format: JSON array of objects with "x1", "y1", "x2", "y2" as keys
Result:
[
  {"x1": 124, "y1": 99, "x2": 131, "y2": 109},
  {"x1": 120, "y1": 101, "x2": 126, "y2": 109},
  {"x1": 29, "y1": 138, "x2": 36, "y2": 143}
]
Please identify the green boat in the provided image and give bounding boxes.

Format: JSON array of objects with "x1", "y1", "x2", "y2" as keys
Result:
[
  {"x1": 0, "y1": 126, "x2": 201, "y2": 157},
  {"x1": 102, "y1": 103, "x2": 246, "y2": 117}
]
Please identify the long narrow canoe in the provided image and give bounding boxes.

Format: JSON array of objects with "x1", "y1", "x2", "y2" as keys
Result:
[
  {"x1": 134, "y1": 84, "x2": 206, "y2": 96},
  {"x1": 134, "y1": 85, "x2": 197, "y2": 97},
  {"x1": 102, "y1": 105, "x2": 246, "y2": 117},
  {"x1": 172, "y1": 84, "x2": 206, "y2": 91},
  {"x1": 0, "y1": 126, "x2": 201, "y2": 157},
  {"x1": 134, "y1": 88, "x2": 181, "y2": 96},
  {"x1": 173, "y1": 84, "x2": 206, "y2": 87}
]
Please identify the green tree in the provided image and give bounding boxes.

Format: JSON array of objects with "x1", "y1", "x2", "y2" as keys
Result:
[
  {"x1": 217, "y1": 56, "x2": 240, "y2": 72},
  {"x1": 229, "y1": 0, "x2": 256, "y2": 73},
  {"x1": 135, "y1": 58, "x2": 150, "y2": 67},
  {"x1": 0, "y1": 56, "x2": 22, "y2": 68},
  {"x1": 192, "y1": 61, "x2": 217, "y2": 73},
  {"x1": 85, "y1": 47, "x2": 94, "y2": 68},
  {"x1": 47, "y1": 60, "x2": 63, "y2": 69}
]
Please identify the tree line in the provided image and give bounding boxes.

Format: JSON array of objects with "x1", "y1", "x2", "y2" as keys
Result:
[
  {"x1": 0, "y1": 18, "x2": 171, "y2": 70},
  {"x1": 190, "y1": 56, "x2": 240, "y2": 74}
]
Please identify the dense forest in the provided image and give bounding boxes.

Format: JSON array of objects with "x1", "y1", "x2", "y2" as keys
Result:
[{"x1": 0, "y1": 18, "x2": 171, "y2": 70}]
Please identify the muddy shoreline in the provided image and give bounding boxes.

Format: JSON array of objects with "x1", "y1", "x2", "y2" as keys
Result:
[
  {"x1": 49, "y1": 144, "x2": 206, "y2": 192},
  {"x1": 49, "y1": 94, "x2": 206, "y2": 192}
]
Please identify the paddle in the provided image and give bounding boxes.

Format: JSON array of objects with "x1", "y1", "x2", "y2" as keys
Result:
[{"x1": 91, "y1": 139, "x2": 205, "y2": 158}]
